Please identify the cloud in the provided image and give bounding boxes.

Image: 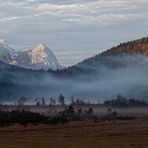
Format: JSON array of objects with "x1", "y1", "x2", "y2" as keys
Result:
[
  {"x1": 0, "y1": 0, "x2": 147, "y2": 66},
  {"x1": 35, "y1": 1, "x2": 127, "y2": 15},
  {"x1": 34, "y1": 0, "x2": 145, "y2": 25},
  {"x1": 62, "y1": 13, "x2": 141, "y2": 26},
  {"x1": 0, "y1": 16, "x2": 19, "y2": 23},
  {"x1": 0, "y1": 0, "x2": 147, "y2": 26}
]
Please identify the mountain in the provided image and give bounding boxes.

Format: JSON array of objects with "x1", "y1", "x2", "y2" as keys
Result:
[
  {"x1": 0, "y1": 37, "x2": 16, "y2": 64},
  {"x1": 101, "y1": 36, "x2": 148, "y2": 56},
  {"x1": 15, "y1": 43, "x2": 63, "y2": 70},
  {"x1": 0, "y1": 59, "x2": 55, "y2": 100},
  {"x1": 27, "y1": 43, "x2": 61, "y2": 70},
  {"x1": 53, "y1": 37, "x2": 148, "y2": 78},
  {"x1": 0, "y1": 37, "x2": 62, "y2": 70},
  {"x1": 1, "y1": 36, "x2": 148, "y2": 101}
]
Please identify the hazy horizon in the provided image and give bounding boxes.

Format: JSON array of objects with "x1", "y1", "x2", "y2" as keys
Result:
[{"x1": 0, "y1": 0, "x2": 148, "y2": 66}]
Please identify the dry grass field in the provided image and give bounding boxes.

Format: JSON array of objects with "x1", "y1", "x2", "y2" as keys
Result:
[{"x1": 0, "y1": 120, "x2": 148, "y2": 148}]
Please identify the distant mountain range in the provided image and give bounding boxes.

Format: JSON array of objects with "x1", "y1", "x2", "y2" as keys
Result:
[
  {"x1": 0, "y1": 37, "x2": 63, "y2": 70},
  {"x1": 0, "y1": 36, "x2": 148, "y2": 101},
  {"x1": 54, "y1": 37, "x2": 148, "y2": 78}
]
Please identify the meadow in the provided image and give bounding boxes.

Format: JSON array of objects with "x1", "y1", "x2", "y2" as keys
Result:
[{"x1": 0, "y1": 120, "x2": 148, "y2": 148}]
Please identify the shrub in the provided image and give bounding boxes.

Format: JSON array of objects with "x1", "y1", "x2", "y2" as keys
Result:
[{"x1": 0, "y1": 110, "x2": 49, "y2": 127}]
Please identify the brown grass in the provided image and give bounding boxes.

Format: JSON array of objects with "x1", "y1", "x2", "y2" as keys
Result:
[{"x1": 0, "y1": 120, "x2": 148, "y2": 148}]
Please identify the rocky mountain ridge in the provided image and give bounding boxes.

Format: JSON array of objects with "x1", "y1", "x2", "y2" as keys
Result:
[{"x1": 0, "y1": 37, "x2": 62, "y2": 70}]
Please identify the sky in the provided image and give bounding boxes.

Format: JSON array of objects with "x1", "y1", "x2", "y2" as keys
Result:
[{"x1": 0, "y1": 0, "x2": 148, "y2": 66}]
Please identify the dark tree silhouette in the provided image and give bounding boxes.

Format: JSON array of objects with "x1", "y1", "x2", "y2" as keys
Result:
[{"x1": 58, "y1": 94, "x2": 65, "y2": 105}]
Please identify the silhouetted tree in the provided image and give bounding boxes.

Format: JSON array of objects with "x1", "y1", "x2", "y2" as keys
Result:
[
  {"x1": 17, "y1": 96, "x2": 27, "y2": 105},
  {"x1": 88, "y1": 107, "x2": 93, "y2": 114},
  {"x1": 75, "y1": 99, "x2": 85, "y2": 105},
  {"x1": 70, "y1": 96, "x2": 75, "y2": 105},
  {"x1": 58, "y1": 94, "x2": 65, "y2": 105},
  {"x1": 49, "y1": 98, "x2": 56, "y2": 106},
  {"x1": 42, "y1": 97, "x2": 46, "y2": 106}
]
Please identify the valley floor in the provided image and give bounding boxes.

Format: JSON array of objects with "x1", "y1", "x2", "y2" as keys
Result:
[
  {"x1": 1, "y1": 105, "x2": 148, "y2": 117},
  {"x1": 0, "y1": 120, "x2": 148, "y2": 148}
]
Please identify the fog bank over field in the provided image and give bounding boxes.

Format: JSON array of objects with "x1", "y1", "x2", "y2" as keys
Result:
[
  {"x1": 1, "y1": 54, "x2": 148, "y2": 102},
  {"x1": 45, "y1": 54, "x2": 148, "y2": 101}
]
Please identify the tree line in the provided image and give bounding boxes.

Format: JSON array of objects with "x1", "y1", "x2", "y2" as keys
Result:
[{"x1": 104, "y1": 94, "x2": 148, "y2": 106}]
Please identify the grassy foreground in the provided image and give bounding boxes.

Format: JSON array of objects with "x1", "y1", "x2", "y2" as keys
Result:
[{"x1": 0, "y1": 120, "x2": 148, "y2": 148}]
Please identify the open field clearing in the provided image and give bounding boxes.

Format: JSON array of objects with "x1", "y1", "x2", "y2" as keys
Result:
[
  {"x1": 1, "y1": 105, "x2": 148, "y2": 117},
  {"x1": 0, "y1": 120, "x2": 148, "y2": 148}
]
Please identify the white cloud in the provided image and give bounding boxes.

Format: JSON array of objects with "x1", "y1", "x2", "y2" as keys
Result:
[
  {"x1": 0, "y1": 16, "x2": 19, "y2": 22},
  {"x1": 35, "y1": 0, "x2": 146, "y2": 25},
  {"x1": 0, "y1": 0, "x2": 147, "y2": 25},
  {"x1": 36, "y1": 1, "x2": 128, "y2": 14},
  {"x1": 63, "y1": 13, "x2": 141, "y2": 25}
]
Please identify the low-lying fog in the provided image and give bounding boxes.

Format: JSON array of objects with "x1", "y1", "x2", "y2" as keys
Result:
[{"x1": 1, "y1": 54, "x2": 148, "y2": 103}]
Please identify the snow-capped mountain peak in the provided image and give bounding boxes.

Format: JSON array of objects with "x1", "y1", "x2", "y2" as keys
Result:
[
  {"x1": 0, "y1": 38, "x2": 63, "y2": 70},
  {"x1": 0, "y1": 37, "x2": 17, "y2": 64},
  {"x1": 36, "y1": 43, "x2": 47, "y2": 49},
  {"x1": 0, "y1": 37, "x2": 8, "y2": 47},
  {"x1": 27, "y1": 43, "x2": 61, "y2": 70}
]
